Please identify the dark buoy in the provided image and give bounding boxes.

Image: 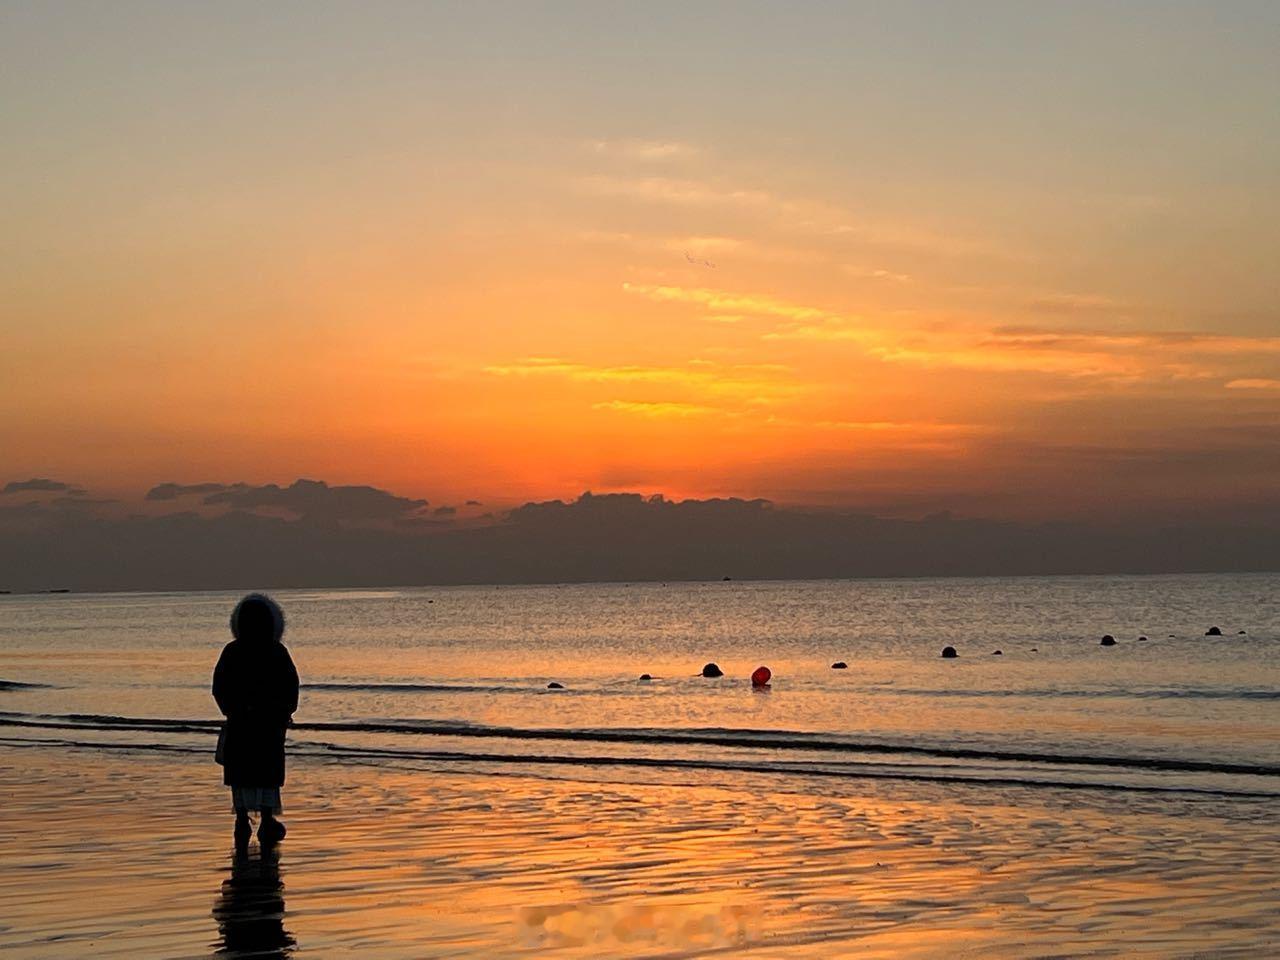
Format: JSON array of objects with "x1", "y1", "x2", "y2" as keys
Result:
[
  {"x1": 831, "y1": 661, "x2": 848, "y2": 670},
  {"x1": 639, "y1": 673, "x2": 652, "y2": 681},
  {"x1": 751, "y1": 665, "x2": 772, "y2": 687},
  {"x1": 722, "y1": 576, "x2": 732, "y2": 581},
  {"x1": 1100, "y1": 635, "x2": 1116, "y2": 646},
  {"x1": 1138, "y1": 636, "x2": 1148, "y2": 642},
  {"x1": 547, "y1": 682, "x2": 564, "y2": 689},
  {"x1": 992, "y1": 650, "x2": 1003, "y2": 656},
  {"x1": 1238, "y1": 630, "x2": 1247, "y2": 635},
  {"x1": 940, "y1": 646, "x2": 957, "y2": 659},
  {"x1": 1205, "y1": 626, "x2": 1222, "y2": 636},
  {"x1": 701, "y1": 662, "x2": 724, "y2": 678},
  {"x1": 1030, "y1": 647, "x2": 1038, "y2": 652}
]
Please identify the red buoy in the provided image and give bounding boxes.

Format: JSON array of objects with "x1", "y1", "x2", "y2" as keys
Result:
[{"x1": 751, "y1": 665, "x2": 772, "y2": 687}]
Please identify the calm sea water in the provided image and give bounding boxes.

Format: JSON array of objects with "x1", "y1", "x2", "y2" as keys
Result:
[{"x1": 2, "y1": 574, "x2": 1278, "y2": 798}]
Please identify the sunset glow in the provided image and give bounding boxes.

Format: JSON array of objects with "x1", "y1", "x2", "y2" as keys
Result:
[{"x1": 4, "y1": 3, "x2": 1278, "y2": 521}]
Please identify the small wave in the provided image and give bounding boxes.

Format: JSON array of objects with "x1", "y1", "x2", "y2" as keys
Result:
[
  {"x1": 306, "y1": 681, "x2": 590, "y2": 696},
  {"x1": 307, "y1": 682, "x2": 515, "y2": 694},
  {"x1": 1, "y1": 710, "x2": 1276, "y2": 779},
  {"x1": 311, "y1": 742, "x2": 1280, "y2": 799},
  {"x1": 1, "y1": 733, "x2": 1275, "y2": 801},
  {"x1": 876, "y1": 686, "x2": 1280, "y2": 701},
  {"x1": 0, "y1": 680, "x2": 51, "y2": 691},
  {"x1": 301, "y1": 681, "x2": 1280, "y2": 702}
]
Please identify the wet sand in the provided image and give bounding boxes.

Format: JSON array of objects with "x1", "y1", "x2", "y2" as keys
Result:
[{"x1": 1, "y1": 743, "x2": 1277, "y2": 958}]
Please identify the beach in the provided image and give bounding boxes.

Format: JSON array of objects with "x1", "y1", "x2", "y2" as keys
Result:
[
  {"x1": 1, "y1": 576, "x2": 1278, "y2": 956},
  {"x1": 1, "y1": 742, "x2": 1277, "y2": 958}
]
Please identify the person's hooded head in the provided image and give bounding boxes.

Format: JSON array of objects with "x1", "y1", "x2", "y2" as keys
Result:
[{"x1": 230, "y1": 593, "x2": 285, "y2": 646}]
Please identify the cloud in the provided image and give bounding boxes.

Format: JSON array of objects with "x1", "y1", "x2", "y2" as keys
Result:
[
  {"x1": 5, "y1": 486, "x2": 1280, "y2": 592},
  {"x1": 484, "y1": 356, "x2": 783, "y2": 387},
  {"x1": 866, "y1": 334, "x2": 1143, "y2": 378},
  {"x1": 3, "y1": 478, "x2": 85, "y2": 496},
  {"x1": 200, "y1": 479, "x2": 428, "y2": 522},
  {"x1": 758, "y1": 316, "x2": 1280, "y2": 384},
  {"x1": 670, "y1": 236, "x2": 743, "y2": 256},
  {"x1": 763, "y1": 318, "x2": 878, "y2": 344},
  {"x1": 1028, "y1": 293, "x2": 1127, "y2": 314},
  {"x1": 577, "y1": 142, "x2": 1020, "y2": 265},
  {"x1": 618, "y1": 274, "x2": 1280, "y2": 394},
  {"x1": 1226, "y1": 378, "x2": 1280, "y2": 390},
  {"x1": 825, "y1": 219, "x2": 1019, "y2": 259},
  {"x1": 483, "y1": 356, "x2": 804, "y2": 406},
  {"x1": 764, "y1": 415, "x2": 985, "y2": 437},
  {"x1": 465, "y1": 500, "x2": 483, "y2": 506},
  {"x1": 984, "y1": 328, "x2": 1280, "y2": 356},
  {"x1": 594, "y1": 400, "x2": 718, "y2": 417},
  {"x1": 579, "y1": 229, "x2": 808, "y2": 266},
  {"x1": 588, "y1": 139, "x2": 700, "y2": 161},
  {"x1": 433, "y1": 505, "x2": 457, "y2": 517},
  {"x1": 944, "y1": 328, "x2": 1280, "y2": 380},
  {"x1": 842, "y1": 266, "x2": 913, "y2": 283},
  {"x1": 622, "y1": 282, "x2": 836, "y2": 323},
  {"x1": 52, "y1": 496, "x2": 116, "y2": 507},
  {"x1": 146, "y1": 482, "x2": 235, "y2": 501},
  {"x1": 580, "y1": 175, "x2": 772, "y2": 208}
]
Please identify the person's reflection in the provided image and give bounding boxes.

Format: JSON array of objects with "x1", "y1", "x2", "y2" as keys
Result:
[{"x1": 212, "y1": 848, "x2": 295, "y2": 958}]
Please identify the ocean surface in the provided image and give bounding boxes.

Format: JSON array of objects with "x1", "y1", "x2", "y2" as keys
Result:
[{"x1": 2, "y1": 574, "x2": 1278, "y2": 800}]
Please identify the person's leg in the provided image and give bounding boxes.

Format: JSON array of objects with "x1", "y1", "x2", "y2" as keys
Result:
[
  {"x1": 258, "y1": 806, "x2": 286, "y2": 845},
  {"x1": 233, "y1": 809, "x2": 252, "y2": 849}
]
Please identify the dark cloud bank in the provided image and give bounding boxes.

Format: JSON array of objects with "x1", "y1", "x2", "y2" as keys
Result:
[
  {"x1": 3, "y1": 478, "x2": 86, "y2": 496},
  {"x1": 144, "y1": 479, "x2": 427, "y2": 520},
  {"x1": 3, "y1": 479, "x2": 1280, "y2": 593}
]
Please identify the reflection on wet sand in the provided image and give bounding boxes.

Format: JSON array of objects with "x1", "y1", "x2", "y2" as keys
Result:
[
  {"x1": 213, "y1": 849, "x2": 294, "y2": 959},
  {"x1": 2, "y1": 745, "x2": 1277, "y2": 958}
]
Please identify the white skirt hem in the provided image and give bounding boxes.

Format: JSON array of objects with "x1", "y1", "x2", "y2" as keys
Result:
[{"x1": 230, "y1": 786, "x2": 282, "y2": 815}]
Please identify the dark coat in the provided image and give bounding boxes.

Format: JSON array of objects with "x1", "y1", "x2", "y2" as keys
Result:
[{"x1": 212, "y1": 640, "x2": 300, "y2": 787}]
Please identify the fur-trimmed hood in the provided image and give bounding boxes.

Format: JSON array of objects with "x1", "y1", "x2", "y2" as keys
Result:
[{"x1": 229, "y1": 592, "x2": 286, "y2": 644}]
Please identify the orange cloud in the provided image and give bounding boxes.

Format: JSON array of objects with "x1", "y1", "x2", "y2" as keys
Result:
[
  {"x1": 587, "y1": 138, "x2": 701, "y2": 161},
  {"x1": 580, "y1": 175, "x2": 772, "y2": 208},
  {"x1": 622, "y1": 282, "x2": 837, "y2": 323},
  {"x1": 593, "y1": 400, "x2": 718, "y2": 417}
]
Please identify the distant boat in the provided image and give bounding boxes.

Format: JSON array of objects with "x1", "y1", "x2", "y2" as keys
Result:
[{"x1": 45, "y1": 588, "x2": 71, "y2": 594}]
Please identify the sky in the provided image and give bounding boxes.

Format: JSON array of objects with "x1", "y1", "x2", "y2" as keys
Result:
[{"x1": 4, "y1": 1, "x2": 1280, "y2": 523}]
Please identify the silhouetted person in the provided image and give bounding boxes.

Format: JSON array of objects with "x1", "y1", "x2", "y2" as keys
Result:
[
  {"x1": 213, "y1": 593, "x2": 300, "y2": 851},
  {"x1": 213, "y1": 848, "x2": 295, "y2": 958}
]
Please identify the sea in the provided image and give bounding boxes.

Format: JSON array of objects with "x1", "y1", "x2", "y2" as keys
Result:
[{"x1": 2, "y1": 573, "x2": 1278, "y2": 800}]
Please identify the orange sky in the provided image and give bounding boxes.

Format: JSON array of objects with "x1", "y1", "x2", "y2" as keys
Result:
[{"x1": 4, "y1": 4, "x2": 1279, "y2": 520}]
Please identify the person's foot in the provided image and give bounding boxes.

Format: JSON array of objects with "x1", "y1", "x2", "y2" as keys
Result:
[
  {"x1": 258, "y1": 818, "x2": 287, "y2": 847},
  {"x1": 233, "y1": 817, "x2": 252, "y2": 850}
]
